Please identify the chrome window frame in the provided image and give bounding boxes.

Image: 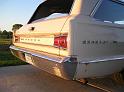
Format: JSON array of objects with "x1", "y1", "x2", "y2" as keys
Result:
[{"x1": 90, "y1": 0, "x2": 124, "y2": 25}]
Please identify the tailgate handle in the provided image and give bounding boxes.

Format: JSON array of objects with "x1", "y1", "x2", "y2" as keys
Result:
[{"x1": 29, "y1": 27, "x2": 35, "y2": 31}]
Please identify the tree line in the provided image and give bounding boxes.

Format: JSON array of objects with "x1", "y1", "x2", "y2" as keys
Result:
[
  {"x1": 0, "y1": 30, "x2": 12, "y2": 39},
  {"x1": 0, "y1": 24, "x2": 23, "y2": 39}
]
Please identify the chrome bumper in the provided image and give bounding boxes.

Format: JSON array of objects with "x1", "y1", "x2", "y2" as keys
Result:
[
  {"x1": 76, "y1": 56, "x2": 124, "y2": 79},
  {"x1": 10, "y1": 45, "x2": 77, "y2": 80},
  {"x1": 10, "y1": 45, "x2": 124, "y2": 79}
]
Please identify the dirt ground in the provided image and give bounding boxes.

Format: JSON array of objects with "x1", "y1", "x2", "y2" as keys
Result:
[{"x1": 0, "y1": 65, "x2": 124, "y2": 92}]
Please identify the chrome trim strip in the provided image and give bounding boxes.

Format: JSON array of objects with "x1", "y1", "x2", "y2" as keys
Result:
[
  {"x1": 80, "y1": 55, "x2": 124, "y2": 64},
  {"x1": 90, "y1": 0, "x2": 103, "y2": 16},
  {"x1": 10, "y1": 45, "x2": 64, "y2": 63}
]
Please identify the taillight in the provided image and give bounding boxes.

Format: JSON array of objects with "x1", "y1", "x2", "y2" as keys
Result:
[
  {"x1": 15, "y1": 36, "x2": 20, "y2": 42},
  {"x1": 54, "y1": 35, "x2": 67, "y2": 49}
]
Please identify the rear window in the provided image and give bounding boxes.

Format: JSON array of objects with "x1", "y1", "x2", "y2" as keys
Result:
[
  {"x1": 93, "y1": 0, "x2": 124, "y2": 24},
  {"x1": 28, "y1": 0, "x2": 74, "y2": 23}
]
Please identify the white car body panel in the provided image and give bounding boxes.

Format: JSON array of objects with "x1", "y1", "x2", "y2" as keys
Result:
[{"x1": 10, "y1": 0, "x2": 124, "y2": 80}]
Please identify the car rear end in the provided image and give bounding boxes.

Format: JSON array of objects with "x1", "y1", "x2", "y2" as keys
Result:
[
  {"x1": 10, "y1": 0, "x2": 78, "y2": 80},
  {"x1": 10, "y1": 0, "x2": 124, "y2": 80}
]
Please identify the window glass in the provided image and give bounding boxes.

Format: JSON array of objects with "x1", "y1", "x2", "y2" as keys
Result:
[
  {"x1": 28, "y1": 0, "x2": 74, "y2": 23},
  {"x1": 94, "y1": 0, "x2": 124, "y2": 24}
]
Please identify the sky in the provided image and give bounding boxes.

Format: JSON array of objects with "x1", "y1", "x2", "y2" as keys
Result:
[{"x1": 0, "y1": 0, "x2": 44, "y2": 31}]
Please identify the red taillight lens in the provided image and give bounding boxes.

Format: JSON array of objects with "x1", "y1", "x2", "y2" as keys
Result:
[
  {"x1": 15, "y1": 36, "x2": 20, "y2": 42},
  {"x1": 54, "y1": 36, "x2": 67, "y2": 48}
]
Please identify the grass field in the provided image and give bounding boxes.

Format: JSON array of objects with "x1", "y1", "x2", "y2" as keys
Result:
[
  {"x1": 0, "y1": 39, "x2": 27, "y2": 67},
  {"x1": 0, "y1": 38, "x2": 12, "y2": 45}
]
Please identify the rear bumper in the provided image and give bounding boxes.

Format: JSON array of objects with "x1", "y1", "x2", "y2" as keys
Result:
[
  {"x1": 76, "y1": 56, "x2": 124, "y2": 79},
  {"x1": 10, "y1": 45, "x2": 124, "y2": 79},
  {"x1": 10, "y1": 45, "x2": 77, "y2": 80}
]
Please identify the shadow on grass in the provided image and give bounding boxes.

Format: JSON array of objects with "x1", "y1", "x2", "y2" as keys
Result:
[
  {"x1": 0, "y1": 39, "x2": 28, "y2": 67},
  {"x1": 0, "y1": 50, "x2": 28, "y2": 67}
]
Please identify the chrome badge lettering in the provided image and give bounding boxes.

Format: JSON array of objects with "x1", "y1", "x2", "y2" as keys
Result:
[{"x1": 82, "y1": 40, "x2": 118, "y2": 44}]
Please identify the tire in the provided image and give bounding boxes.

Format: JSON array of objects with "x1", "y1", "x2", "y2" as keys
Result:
[{"x1": 113, "y1": 71, "x2": 124, "y2": 84}]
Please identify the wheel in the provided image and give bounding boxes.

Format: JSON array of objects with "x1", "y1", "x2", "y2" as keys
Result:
[
  {"x1": 76, "y1": 79, "x2": 88, "y2": 84},
  {"x1": 113, "y1": 71, "x2": 124, "y2": 84}
]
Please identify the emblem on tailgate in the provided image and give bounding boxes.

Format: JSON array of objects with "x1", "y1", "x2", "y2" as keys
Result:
[{"x1": 82, "y1": 40, "x2": 118, "y2": 44}]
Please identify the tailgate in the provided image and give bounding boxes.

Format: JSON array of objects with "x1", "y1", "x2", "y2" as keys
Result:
[{"x1": 14, "y1": 16, "x2": 69, "y2": 56}]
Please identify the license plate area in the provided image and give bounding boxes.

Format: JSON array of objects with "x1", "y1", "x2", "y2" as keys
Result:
[{"x1": 25, "y1": 53, "x2": 33, "y2": 64}]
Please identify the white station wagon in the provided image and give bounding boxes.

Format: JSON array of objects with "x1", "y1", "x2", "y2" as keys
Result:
[{"x1": 10, "y1": 0, "x2": 124, "y2": 83}]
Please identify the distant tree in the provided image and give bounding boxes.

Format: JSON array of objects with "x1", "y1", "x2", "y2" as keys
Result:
[
  {"x1": 0, "y1": 30, "x2": 2, "y2": 38},
  {"x1": 0, "y1": 30, "x2": 12, "y2": 39},
  {"x1": 0, "y1": 30, "x2": 8, "y2": 38},
  {"x1": 7, "y1": 31, "x2": 13, "y2": 39},
  {"x1": 0, "y1": 28, "x2": 2, "y2": 33},
  {"x1": 2, "y1": 30, "x2": 8, "y2": 35},
  {"x1": 0, "y1": 30, "x2": 2, "y2": 35},
  {"x1": 12, "y1": 24, "x2": 23, "y2": 32}
]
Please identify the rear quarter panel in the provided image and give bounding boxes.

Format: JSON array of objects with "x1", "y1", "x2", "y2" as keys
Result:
[{"x1": 70, "y1": 16, "x2": 124, "y2": 62}]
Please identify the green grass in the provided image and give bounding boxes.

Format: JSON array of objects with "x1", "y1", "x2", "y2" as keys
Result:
[
  {"x1": 0, "y1": 50, "x2": 27, "y2": 67},
  {"x1": 0, "y1": 39, "x2": 28, "y2": 67},
  {"x1": 0, "y1": 39, "x2": 12, "y2": 45}
]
